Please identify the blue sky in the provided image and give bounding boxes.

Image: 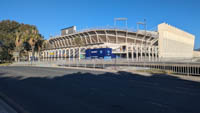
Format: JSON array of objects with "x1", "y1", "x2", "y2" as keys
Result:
[{"x1": 0, "y1": 0, "x2": 200, "y2": 49}]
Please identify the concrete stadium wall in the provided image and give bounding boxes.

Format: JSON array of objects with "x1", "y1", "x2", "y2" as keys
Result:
[
  {"x1": 158, "y1": 23, "x2": 195, "y2": 58},
  {"x1": 193, "y1": 51, "x2": 200, "y2": 58}
]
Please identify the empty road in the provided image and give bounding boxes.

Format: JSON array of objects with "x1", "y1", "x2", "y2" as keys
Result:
[{"x1": 0, "y1": 66, "x2": 200, "y2": 113}]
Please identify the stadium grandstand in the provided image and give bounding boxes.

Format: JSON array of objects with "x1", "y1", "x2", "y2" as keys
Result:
[{"x1": 36, "y1": 20, "x2": 196, "y2": 61}]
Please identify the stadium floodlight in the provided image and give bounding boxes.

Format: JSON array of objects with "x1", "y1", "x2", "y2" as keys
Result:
[
  {"x1": 114, "y1": 18, "x2": 128, "y2": 28},
  {"x1": 137, "y1": 19, "x2": 146, "y2": 32}
]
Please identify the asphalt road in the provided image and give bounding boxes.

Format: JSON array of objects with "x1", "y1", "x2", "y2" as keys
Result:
[
  {"x1": 0, "y1": 99, "x2": 17, "y2": 113},
  {"x1": 0, "y1": 66, "x2": 200, "y2": 113}
]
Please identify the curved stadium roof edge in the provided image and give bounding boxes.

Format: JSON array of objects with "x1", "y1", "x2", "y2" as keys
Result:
[{"x1": 50, "y1": 27, "x2": 158, "y2": 40}]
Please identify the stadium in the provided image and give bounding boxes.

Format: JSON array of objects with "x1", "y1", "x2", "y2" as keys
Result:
[{"x1": 40, "y1": 20, "x2": 196, "y2": 61}]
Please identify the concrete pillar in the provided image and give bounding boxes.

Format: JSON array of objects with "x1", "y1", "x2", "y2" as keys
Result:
[
  {"x1": 148, "y1": 47, "x2": 151, "y2": 61},
  {"x1": 63, "y1": 49, "x2": 66, "y2": 60},
  {"x1": 58, "y1": 49, "x2": 60, "y2": 60},
  {"x1": 50, "y1": 50, "x2": 52, "y2": 60},
  {"x1": 156, "y1": 47, "x2": 159, "y2": 61},
  {"x1": 73, "y1": 48, "x2": 75, "y2": 60},
  {"x1": 140, "y1": 46, "x2": 143, "y2": 61},
  {"x1": 61, "y1": 49, "x2": 65, "y2": 60},
  {"x1": 60, "y1": 49, "x2": 62, "y2": 60},
  {"x1": 47, "y1": 50, "x2": 49, "y2": 61},
  {"x1": 79, "y1": 47, "x2": 81, "y2": 60},
  {"x1": 155, "y1": 47, "x2": 158, "y2": 61},
  {"x1": 136, "y1": 46, "x2": 138, "y2": 61},
  {"x1": 65, "y1": 49, "x2": 67, "y2": 60},
  {"x1": 52, "y1": 50, "x2": 55, "y2": 60},
  {"x1": 45, "y1": 51, "x2": 47, "y2": 61},
  {"x1": 67, "y1": 49, "x2": 69, "y2": 59},
  {"x1": 48, "y1": 51, "x2": 50, "y2": 61},
  {"x1": 69, "y1": 49, "x2": 71, "y2": 60},
  {"x1": 54, "y1": 50, "x2": 56, "y2": 60},
  {"x1": 61, "y1": 49, "x2": 63, "y2": 60},
  {"x1": 144, "y1": 46, "x2": 146, "y2": 61},
  {"x1": 126, "y1": 45, "x2": 129, "y2": 60},
  {"x1": 52, "y1": 50, "x2": 54, "y2": 61},
  {"x1": 152, "y1": 47, "x2": 155, "y2": 61},
  {"x1": 55, "y1": 50, "x2": 57, "y2": 60},
  {"x1": 56, "y1": 49, "x2": 59, "y2": 60},
  {"x1": 131, "y1": 46, "x2": 134, "y2": 60}
]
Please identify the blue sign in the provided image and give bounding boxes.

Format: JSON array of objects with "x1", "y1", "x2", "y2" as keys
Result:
[{"x1": 85, "y1": 48, "x2": 114, "y2": 59}]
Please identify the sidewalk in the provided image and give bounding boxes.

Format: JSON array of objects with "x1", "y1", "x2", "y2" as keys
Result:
[
  {"x1": 10, "y1": 63, "x2": 200, "y2": 82},
  {"x1": 0, "y1": 99, "x2": 17, "y2": 113},
  {"x1": 54, "y1": 65, "x2": 200, "y2": 82}
]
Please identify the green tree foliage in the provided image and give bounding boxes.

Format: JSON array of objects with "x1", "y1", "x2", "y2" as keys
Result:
[
  {"x1": 0, "y1": 20, "x2": 44, "y2": 62},
  {"x1": 0, "y1": 45, "x2": 13, "y2": 62},
  {"x1": 0, "y1": 20, "x2": 19, "y2": 51}
]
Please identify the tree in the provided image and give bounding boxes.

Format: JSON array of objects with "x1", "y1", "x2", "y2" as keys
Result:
[
  {"x1": 0, "y1": 45, "x2": 13, "y2": 62},
  {"x1": 0, "y1": 20, "x2": 44, "y2": 62},
  {"x1": 0, "y1": 20, "x2": 19, "y2": 52},
  {"x1": 27, "y1": 28, "x2": 41, "y2": 60},
  {"x1": 35, "y1": 38, "x2": 45, "y2": 60}
]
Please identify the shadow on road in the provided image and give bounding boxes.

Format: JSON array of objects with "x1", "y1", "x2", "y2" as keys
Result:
[{"x1": 0, "y1": 70, "x2": 200, "y2": 113}]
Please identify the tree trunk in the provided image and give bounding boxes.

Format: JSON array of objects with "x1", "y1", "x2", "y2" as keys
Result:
[
  {"x1": 38, "y1": 46, "x2": 41, "y2": 61},
  {"x1": 31, "y1": 46, "x2": 35, "y2": 61}
]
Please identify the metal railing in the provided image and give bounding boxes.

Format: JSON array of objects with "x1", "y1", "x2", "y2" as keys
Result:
[{"x1": 14, "y1": 58, "x2": 200, "y2": 76}]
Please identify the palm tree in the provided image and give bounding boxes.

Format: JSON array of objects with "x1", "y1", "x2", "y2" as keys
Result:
[
  {"x1": 28, "y1": 27, "x2": 41, "y2": 61},
  {"x1": 35, "y1": 39, "x2": 45, "y2": 60},
  {"x1": 15, "y1": 31, "x2": 23, "y2": 51},
  {"x1": 14, "y1": 31, "x2": 26, "y2": 61}
]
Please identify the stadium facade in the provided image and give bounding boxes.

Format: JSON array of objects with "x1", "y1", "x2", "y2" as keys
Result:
[{"x1": 40, "y1": 23, "x2": 195, "y2": 61}]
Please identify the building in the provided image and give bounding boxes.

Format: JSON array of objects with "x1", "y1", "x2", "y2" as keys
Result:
[{"x1": 40, "y1": 23, "x2": 195, "y2": 61}]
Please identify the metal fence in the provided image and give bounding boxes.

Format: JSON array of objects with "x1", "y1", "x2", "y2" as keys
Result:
[{"x1": 14, "y1": 58, "x2": 200, "y2": 76}]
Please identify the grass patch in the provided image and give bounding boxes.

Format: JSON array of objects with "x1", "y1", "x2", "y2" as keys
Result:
[
  {"x1": 0, "y1": 62, "x2": 12, "y2": 66},
  {"x1": 136, "y1": 69, "x2": 173, "y2": 75}
]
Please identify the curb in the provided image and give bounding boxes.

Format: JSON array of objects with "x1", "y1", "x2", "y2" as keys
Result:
[{"x1": 57, "y1": 66, "x2": 118, "y2": 73}]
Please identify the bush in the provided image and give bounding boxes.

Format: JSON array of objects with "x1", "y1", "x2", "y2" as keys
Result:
[{"x1": 0, "y1": 47, "x2": 13, "y2": 62}]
